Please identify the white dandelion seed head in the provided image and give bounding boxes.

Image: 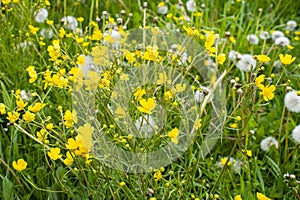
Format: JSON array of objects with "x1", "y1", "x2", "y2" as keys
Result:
[
  {"x1": 61, "y1": 16, "x2": 78, "y2": 32},
  {"x1": 34, "y1": 8, "x2": 48, "y2": 23},
  {"x1": 20, "y1": 90, "x2": 32, "y2": 102},
  {"x1": 271, "y1": 30, "x2": 284, "y2": 41},
  {"x1": 40, "y1": 28, "x2": 54, "y2": 39},
  {"x1": 275, "y1": 36, "x2": 290, "y2": 47},
  {"x1": 260, "y1": 31, "x2": 270, "y2": 40},
  {"x1": 286, "y1": 20, "x2": 297, "y2": 31},
  {"x1": 216, "y1": 157, "x2": 235, "y2": 168},
  {"x1": 78, "y1": 55, "x2": 99, "y2": 76},
  {"x1": 292, "y1": 125, "x2": 300, "y2": 144},
  {"x1": 16, "y1": 41, "x2": 34, "y2": 50},
  {"x1": 103, "y1": 30, "x2": 121, "y2": 48},
  {"x1": 260, "y1": 136, "x2": 278, "y2": 152},
  {"x1": 186, "y1": 0, "x2": 196, "y2": 12},
  {"x1": 157, "y1": 5, "x2": 168, "y2": 15},
  {"x1": 228, "y1": 50, "x2": 242, "y2": 62},
  {"x1": 232, "y1": 159, "x2": 243, "y2": 174},
  {"x1": 205, "y1": 57, "x2": 216, "y2": 68},
  {"x1": 135, "y1": 115, "x2": 157, "y2": 135},
  {"x1": 195, "y1": 86, "x2": 213, "y2": 103},
  {"x1": 273, "y1": 60, "x2": 282, "y2": 68},
  {"x1": 246, "y1": 34, "x2": 259, "y2": 45},
  {"x1": 284, "y1": 91, "x2": 300, "y2": 113},
  {"x1": 236, "y1": 54, "x2": 256, "y2": 72}
]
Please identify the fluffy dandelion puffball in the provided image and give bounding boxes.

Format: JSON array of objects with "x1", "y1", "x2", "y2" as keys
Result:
[
  {"x1": 284, "y1": 91, "x2": 300, "y2": 113},
  {"x1": 292, "y1": 125, "x2": 300, "y2": 144},
  {"x1": 260, "y1": 136, "x2": 278, "y2": 152}
]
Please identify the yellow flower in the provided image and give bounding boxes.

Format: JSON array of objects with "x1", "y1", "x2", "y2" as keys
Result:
[
  {"x1": 134, "y1": 88, "x2": 146, "y2": 101},
  {"x1": 77, "y1": 17, "x2": 84, "y2": 22},
  {"x1": 0, "y1": 103, "x2": 6, "y2": 114},
  {"x1": 221, "y1": 157, "x2": 231, "y2": 166},
  {"x1": 217, "y1": 53, "x2": 226, "y2": 65},
  {"x1": 23, "y1": 111, "x2": 35, "y2": 123},
  {"x1": 7, "y1": 111, "x2": 20, "y2": 123},
  {"x1": 12, "y1": 159, "x2": 27, "y2": 171},
  {"x1": 28, "y1": 25, "x2": 39, "y2": 34},
  {"x1": 158, "y1": 2, "x2": 165, "y2": 7},
  {"x1": 48, "y1": 147, "x2": 62, "y2": 160},
  {"x1": 256, "y1": 192, "x2": 271, "y2": 200},
  {"x1": 63, "y1": 110, "x2": 78, "y2": 128},
  {"x1": 242, "y1": 149, "x2": 252, "y2": 157},
  {"x1": 260, "y1": 85, "x2": 276, "y2": 101},
  {"x1": 279, "y1": 54, "x2": 296, "y2": 65},
  {"x1": 156, "y1": 72, "x2": 168, "y2": 85},
  {"x1": 143, "y1": 46, "x2": 160, "y2": 61},
  {"x1": 37, "y1": 129, "x2": 49, "y2": 144},
  {"x1": 77, "y1": 123, "x2": 94, "y2": 152},
  {"x1": 137, "y1": 98, "x2": 156, "y2": 114},
  {"x1": 168, "y1": 127, "x2": 179, "y2": 144},
  {"x1": 125, "y1": 52, "x2": 136, "y2": 63},
  {"x1": 16, "y1": 98, "x2": 28, "y2": 111},
  {"x1": 229, "y1": 123, "x2": 238, "y2": 129},
  {"x1": 115, "y1": 106, "x2": 126, "y2": 118},
  {"x1": 76, "y1": 55, "x2": 85, "y2": 65},
  {"x1": 154, "y1": 170, "x2": 162, "y2": 181},
  {"x1": 255, "y1": 74, "x2": 265, "y2": 89},
  {"x1": 205, "y1": 31, "x2": 216, "y2": 53},
  {"x1": 66, "y1": 138, "x2": 79, "y2": 150},
  {"x1": 91, "y1": 28, "x2": 103, "y2": 40},
  {"x1": 234, "y1": 195, "x2": 242, "y2": 200},
  {"x1": 2, "y1": 0, "x2": 11, "y2": 5},
  {"x1": 119, "y1": 182, "x2": 126, "y2": 187},
  {"x1": 46, "y1": 20, "x2": 54, "y2": 25},
  {"x1": 26, "y1": 66, "x2": 38, "y2": 83},
  {"x1": 91, "y1": 45, "x2": 109, "y2": 66},
  {"x1": 28, "y1": 102, "x2": 46, "y2": 112},
  {"x1": 46, "y1": 123, "x2": 53, "y2": 130},
  {"x1": 63, "y1": 151, "x2": 74, "y2": 166},
  {"x1": 257, "y1": 54, "x2": 270, "y2": 63}
]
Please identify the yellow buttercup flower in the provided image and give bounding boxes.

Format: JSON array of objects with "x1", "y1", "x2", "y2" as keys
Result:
[
  {"x1": 154, "y1": 170, "x2": 162, "y2": 181},
  {"x1": 242, "y1": 149, "x2": 252, "y2": 157},
  {"x1": 66, "y1": 138, "x2": 79, "y2": 150},
  {"x1": 168, "y1": 127, "x2": 179, "y2": 144},
  {"x1": 234, "y1": 195, "x2": 242, "y2": 200},
  {"x1": 137, "y1": 98, "x2": 156, "y2": 114},
  {"x1": 255, "y1": 74, "x2": 265, "y2": 89},
  {"x1": 76, "y1": 55, "x2": 85, "y2": 65},
  {"x1": 257, "y1": 54, "x2": 270, "y2": 63},
  {"x1": 12, "y1": 159, "x2": 27, "y2": 171},
  {"x1": 16, "y1": 98, "x2": 28, "y2": 111},
  {"x1": 77, "y1": 123, "x2": 94, "y2": 152},
  {"x1": 7, "y1": 111, "x2": 20, "y2": 123},
  {"x1": 133, "y1": 88, "x2": 146, "y2": 101},
  {"x1": 256, "y1": 192, "x2": 271, "y2": 200},
  {"x1": 48, "y1": 147, "x2": 62, "y2": 160},
  {"x1": 217, "y1": 54, "x2": 226, "y2": 65},
  {"x1": 260, "y1": 85, "x2": 276, "y2": 101},
  {"x1": 28, "y1": 102, "x2": 46, "y2": 112},
  {"x1": 37, "y1": 129, "x2": 49, "y2": 144},
  {"x1": 221, "y1": 157, "x2": 231, "y2": 166},
  {"x1": 26, "y1": 66, "x2": 38, "y2": 83},
  {"x1": 23, "y1": 111, "x2": 35, "y2": 123},
  {"x1": 63, "y1": 110, "x2": 78, "y2": 128},
  {"x1": 279, "y1": 54, "x2": 296, "y2": 65},
  {"x1": 63, "y1": 151, "x2": 74, "y2": 166},
  {"x1": 28, "y1": 25, "x2": 39, "y2": 34},
  {"x1": 0, "y1": 103, "x2": 6, "y2": 114}
]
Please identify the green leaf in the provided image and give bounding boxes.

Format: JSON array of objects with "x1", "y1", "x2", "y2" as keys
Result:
[{"x1": 2, "y1": 176, "x2": 14, "y2": 200}]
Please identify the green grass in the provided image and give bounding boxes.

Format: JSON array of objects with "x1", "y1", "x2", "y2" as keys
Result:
[{"x1": 1, "y1": 0, "x2": 300, "y2": 199}]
